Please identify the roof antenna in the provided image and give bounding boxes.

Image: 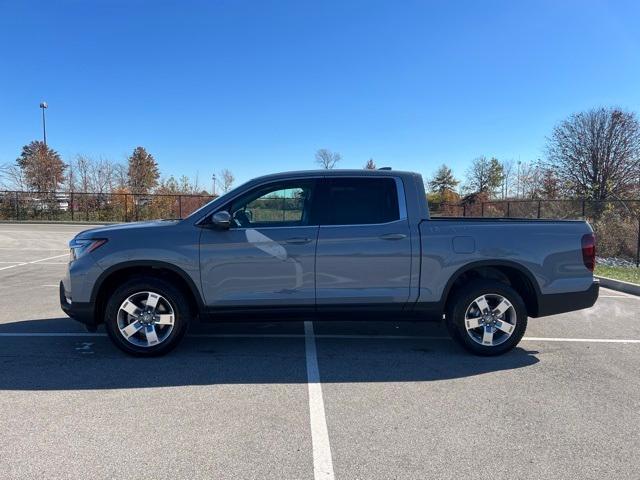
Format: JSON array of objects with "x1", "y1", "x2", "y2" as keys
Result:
[{"x1": 378, "y1": 167, "x2": 392, "y2": 170}]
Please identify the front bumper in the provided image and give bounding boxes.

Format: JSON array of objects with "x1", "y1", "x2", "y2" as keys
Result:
[
  {"x1": 534, "y1": 279, "x2": 600, "y2": 317},
  {"x1": 59, "y1": 281, "x2": 97, "y2": 330}
]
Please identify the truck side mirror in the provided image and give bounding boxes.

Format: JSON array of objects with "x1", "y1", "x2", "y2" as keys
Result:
[{"x1": 211, "y1": 211, "x2": 232, "y2": 229}]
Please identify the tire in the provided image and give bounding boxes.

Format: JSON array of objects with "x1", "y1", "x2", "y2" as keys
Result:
[
  {"x1": 445, "y1": 280, "x2": 527, "y2": 356},
  {"x1": 104, "y1": 276, "x2": 190, "y2": 356}
]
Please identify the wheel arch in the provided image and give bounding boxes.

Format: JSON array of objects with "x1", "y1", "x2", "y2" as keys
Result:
[
  {"x1": 442, "y1": 260, "x2": 541, "y2": 317},
  {"x1": 91, "y1": 261, "x2": 204, "y2": 324}
]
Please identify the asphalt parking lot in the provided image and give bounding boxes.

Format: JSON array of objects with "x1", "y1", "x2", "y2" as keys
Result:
[{"x1": 1, "y1": 223, "x2": 639, "y2": 480}]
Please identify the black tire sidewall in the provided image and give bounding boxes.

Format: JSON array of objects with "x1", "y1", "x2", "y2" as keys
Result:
[
  {"x1": 447, "y1": 280, "x2": 528, "y2": 356},
  {"x1": 104, "y1": 276, "x2": 190, "y2": 356}
]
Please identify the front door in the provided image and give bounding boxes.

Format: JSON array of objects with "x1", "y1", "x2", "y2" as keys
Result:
[{"x1": 199, "y1": 179, "x2": 318, "y2": 308}]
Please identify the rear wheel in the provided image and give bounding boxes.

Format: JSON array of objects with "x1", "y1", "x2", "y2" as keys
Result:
[
  {"x1": 104, "y1": 276, "x2": 190, "y2": 356},
  {"x1": 446, "y1": 280, "x2": 527, "y2": 356}
]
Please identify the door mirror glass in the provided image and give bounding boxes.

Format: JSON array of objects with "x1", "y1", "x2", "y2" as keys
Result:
[{"x1": 211, "y1": 211, "x2": 231, "y2": 229}]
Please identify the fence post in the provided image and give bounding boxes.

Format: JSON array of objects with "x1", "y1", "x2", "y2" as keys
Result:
[
  {"x1": 178, "y1": 195, "x2": 183, "y2": 219},
  {"x1": 537, "y1": 200, "x2": 541, "y2": 219},
  {"x1": 506, "y1": 202, "x2": 510, "y2": 218},
  {"x1": 481, "y1": 202, "x2": 485, "y2": 217},
  {"x1": 70, "y1": 192, "x2": 74, "y2": 221},
  {"x1": 14, "y1": 191, "x2": 19, "y2": 220},
  {"x1": 462, "y1": 204, "x2": 466, "y2": 217}
]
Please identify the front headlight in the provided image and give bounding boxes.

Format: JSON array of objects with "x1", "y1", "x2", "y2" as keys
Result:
[{"x1": 69, "y1": 238, "x2": 107, "y2": 262}]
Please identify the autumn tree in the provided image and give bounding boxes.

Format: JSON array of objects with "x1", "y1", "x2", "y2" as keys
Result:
[
  {"x1": 364, "y1": 158, "x2": 376, "y2": 170},
  {"x1": 15, "y1": 141, "x2": 66, "y2": 192},
  {"x1": 545, "y1": 107, "x2": 640, "y2": 201},
  {"x1": 315, "y1": 149, "x2": 341, "y2": 169},
  {"x1": 127, "y1": 147, "x2": 159, "y2": 194},
  {"x1": 464, "y1": 156, "x2": 503, "y2": 196}
]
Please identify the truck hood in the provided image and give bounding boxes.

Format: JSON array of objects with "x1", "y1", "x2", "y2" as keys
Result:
[{"x1": 75, "y1": 219, "x2": 180, "y2": 239}]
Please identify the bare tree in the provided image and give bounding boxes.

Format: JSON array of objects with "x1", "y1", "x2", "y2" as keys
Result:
[
  {"x1": 546, "y1": 107, "x2": 640, "y2": 201},
  {"x1": 91, "y1": 157, "x2": 115, "y2": 195},
  {"x1": 500, "y1": 159, "x2": 514, "y2": 199},
  {"x1": 74, "y1": 155, "x2": 92, "y2": 193},
  {"x1": 0, "y1": 162, "x2": 27, "y2": 190},
  {"x1": 219, "y1": 169, "x2": 235, "y2": 193},
  {"x1": 315, "y1": 149, "x2": 341, "y2": 169},
  {"x1": 364, "y1": 158, "x2": 376, "y2": 170}
]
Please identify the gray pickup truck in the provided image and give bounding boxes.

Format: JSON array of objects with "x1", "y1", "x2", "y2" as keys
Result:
[{"x1": 61, "y1": 169, "x2": 599, "y2": 356}]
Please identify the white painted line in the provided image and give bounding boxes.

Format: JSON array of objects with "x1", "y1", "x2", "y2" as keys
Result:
[
  {"x1": 0, "y1": 253, "x2": 68, "y2": 271},
  {"x1": 0, "y1": 247, "x2": 68, "y2": 250},
  {"x1": 0, "y1": 332, "x2": 107, "y2": 337},
  {"x1": 304, "y1": 321, "x2": 335, "y2": 480},
  {"x1": 41, "y1": 284, "x2": 59, "y2": 287},
  {"x1": 0, "y1": 230, "x2": 82, "y2": 234},
  {"x1": 521, "y1": 337, "x2": 640, "y2": 344},
  {"x1": 0, "y1": 332, "x2": 639, "y2": 344}
]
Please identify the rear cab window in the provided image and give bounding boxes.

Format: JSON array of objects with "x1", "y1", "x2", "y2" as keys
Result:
[{"x1": 316, "y1": 177, "x2": 403, "y2": 225}]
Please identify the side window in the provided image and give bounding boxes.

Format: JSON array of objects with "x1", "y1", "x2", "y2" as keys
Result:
[
  {"x1": 228, "y1": 181, "x2": 315, "y2": 227},
  {"x1": 321, "y1": 178, "x2": 400, "y2": 225}
]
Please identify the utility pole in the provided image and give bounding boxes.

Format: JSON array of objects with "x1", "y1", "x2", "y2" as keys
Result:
[
  {"x1": 211, "y1": 173, "x2": 217, "y2": 196},
  {"x1": 40, "y1": 101, "x2": 48, "y2": 146}
]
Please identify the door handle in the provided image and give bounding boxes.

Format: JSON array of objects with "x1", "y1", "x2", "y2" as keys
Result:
[
  {"x1": 285, "y1": 237, "x2": 312, "y2": 245},
  {"x1": 379, "y1": 233, "x2": 407, "y2": 240}
]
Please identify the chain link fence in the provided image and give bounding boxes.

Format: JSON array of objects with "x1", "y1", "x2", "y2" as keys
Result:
[{"x1": 0, "y1": 191, "x2": 215, "y2": 223}]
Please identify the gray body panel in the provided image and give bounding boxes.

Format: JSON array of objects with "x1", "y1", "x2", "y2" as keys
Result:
[{"x1": 61, "y1": 169, "x2": 597, "y2": 325}]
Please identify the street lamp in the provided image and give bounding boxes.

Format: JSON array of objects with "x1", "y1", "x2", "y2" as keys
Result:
[
  {"x1": 39, "y1": 101, "x2": 48, "y2": 146},
  {"x1": 211, "y1": 173, "x2": 217, "y2": 196}
]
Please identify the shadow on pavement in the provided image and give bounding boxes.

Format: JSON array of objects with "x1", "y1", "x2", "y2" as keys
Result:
[{"x1": 0, "y1": 318, "x2": 539, "y2": 390}]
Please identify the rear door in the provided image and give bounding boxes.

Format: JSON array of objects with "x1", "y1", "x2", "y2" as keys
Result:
[{"x1": 314, "y1": 176, "x2": 412, "y2": 310}]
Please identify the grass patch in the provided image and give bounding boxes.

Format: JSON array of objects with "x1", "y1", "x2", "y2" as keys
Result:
[{"x1": 595, "y1": 265, "x2": 640, "y2": 285}]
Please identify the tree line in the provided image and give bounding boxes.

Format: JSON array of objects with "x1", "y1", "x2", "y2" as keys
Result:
[
  {"x1": 0, "y1": 145, "x2": 237, "y2": 197},
  {"x1": 427, "y1": 107, "x2": 640, "y2": 204}
]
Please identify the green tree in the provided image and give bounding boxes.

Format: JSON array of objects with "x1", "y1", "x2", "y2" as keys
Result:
[
  {"x1": 464, "y1": 156, "x2": 503, "y2": 196},
  {"x1": 16, "y1": 140, "x2": 66, "y2": 191},
  {"x1": 127, "y1": 147, "x2": 159, "y2": 194},
  {"x1": 364, "y1": 158, "x2": 376, "y2": 170},
  {"x1": 428, "y1": 164, "x2": 459, "y2": 195}
]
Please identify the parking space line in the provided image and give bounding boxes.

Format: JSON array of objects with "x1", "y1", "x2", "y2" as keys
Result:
[
  {"x1": 521, "y1": 337, "x2": 640, "y2": 343},
  {"x1": 0, "y1": 254, "x2": 68, "y2": 271},
  {"x1": 304, "y1": 321, "x2": 335, "y2": 480},
  {"x1": 1, "y1": 332, "x2": 640, "y2": 344}
]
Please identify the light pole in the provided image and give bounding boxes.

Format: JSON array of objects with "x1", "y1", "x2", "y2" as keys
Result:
[
  {"x1": 211, "y1": 174, "x2": 217, "y2": 196},
  {"x1": 40, "y1": 101, "x2": 48, "y2": 146}
]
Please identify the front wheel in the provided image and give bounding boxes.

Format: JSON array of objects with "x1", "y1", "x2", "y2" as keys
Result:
[
  {"x1": 104, "y1": 276, "x2": 190, "y2": 356},
  {"x1": 446, "y1": 280, "x2": 528, "y2": 356}
]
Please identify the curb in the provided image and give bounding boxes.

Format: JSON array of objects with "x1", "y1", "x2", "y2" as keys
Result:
[{"x1": 596, "y1": 276, "x2": 640, "y2": 296}]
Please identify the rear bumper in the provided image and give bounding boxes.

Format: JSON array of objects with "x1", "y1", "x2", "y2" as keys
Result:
[
  {"x1": 534, "y1": 280, "x2": 599, "y2": 317},
  {"x1": 59, "y1": 281, "x2": 97, "y2": 329}
]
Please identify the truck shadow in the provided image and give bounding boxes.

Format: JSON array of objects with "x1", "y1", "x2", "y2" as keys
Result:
[{"x1": 0, "y1": 318, "x2": 539, "y2": 391}]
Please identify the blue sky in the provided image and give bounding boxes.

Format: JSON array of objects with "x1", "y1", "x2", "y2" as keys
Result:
[{"x1": 1, "y1": 0, "x2": 639, "y2": 187}]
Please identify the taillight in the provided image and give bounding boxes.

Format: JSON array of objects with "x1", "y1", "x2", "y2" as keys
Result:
[{"x1": 581, "y1": 233, "x2": 596, "y2": 272}]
